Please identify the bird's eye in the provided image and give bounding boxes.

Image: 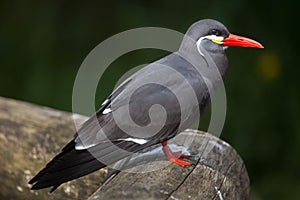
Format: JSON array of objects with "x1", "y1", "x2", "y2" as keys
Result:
[{"x1": 210, "y1": 29, "x2": 222, "y2": 36}]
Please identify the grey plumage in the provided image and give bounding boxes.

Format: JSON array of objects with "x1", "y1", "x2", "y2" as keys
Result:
[{"x1": 29, "y1": 19, "x2": 232, "y2": 191}]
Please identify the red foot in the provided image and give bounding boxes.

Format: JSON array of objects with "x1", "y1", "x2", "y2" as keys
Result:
[{"x1": 161, "y1": 141, "x2": 191, "y2": 167}]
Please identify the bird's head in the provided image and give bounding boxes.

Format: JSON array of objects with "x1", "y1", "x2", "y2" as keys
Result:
[{"x1": 179, "y1": 19, "x2": 263, "y2": 57}]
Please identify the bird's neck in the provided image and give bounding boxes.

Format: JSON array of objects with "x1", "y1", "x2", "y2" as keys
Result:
[{"x1": 177, "y1": 47, "x2": 229, "y2": 83}]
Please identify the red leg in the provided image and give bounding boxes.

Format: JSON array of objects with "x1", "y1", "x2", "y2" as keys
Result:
[{"x1": 161, "y1": 141, "x2": 191, "y2": 167}]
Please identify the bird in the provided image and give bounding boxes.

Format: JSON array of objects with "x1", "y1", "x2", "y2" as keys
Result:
[{"x1": 29, "y1": 19, "x2": 263, "y2": 192}]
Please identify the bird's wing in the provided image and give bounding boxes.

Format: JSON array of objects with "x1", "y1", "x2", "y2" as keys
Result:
[
  {"x1": 75, "y1": 53, "x2": 210, "y2": 151},
  {"x1": 74, "y1": 68, "x2": 184, "y2": 150}
]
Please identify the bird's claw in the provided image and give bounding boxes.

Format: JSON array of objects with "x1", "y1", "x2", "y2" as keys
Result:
[
  {"x1": 161, "y1": 141, "x2": 192, "y2": 167},
  {"x1": 166, "y1": 151, "x2": 192, "y2": 167},
  {"x1": 168, "y1": 157, "x2": 192, "y2": 167}
]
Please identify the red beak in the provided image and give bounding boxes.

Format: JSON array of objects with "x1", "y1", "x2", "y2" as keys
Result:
[{"x1": 223, "y1": 34, "x2": 264, "y2": 48}]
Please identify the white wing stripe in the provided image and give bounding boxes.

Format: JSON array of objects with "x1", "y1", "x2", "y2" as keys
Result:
[
  {"x1": 118, "y1": 138, "x2": 149, "y2": 145},
  {"x1": 102, "y1": 108, "x2": 112, "y2": 114}
]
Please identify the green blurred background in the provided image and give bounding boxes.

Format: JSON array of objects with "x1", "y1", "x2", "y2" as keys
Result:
[{"x1": 0, "y1": 0, "x2": 298, "y2": 199}]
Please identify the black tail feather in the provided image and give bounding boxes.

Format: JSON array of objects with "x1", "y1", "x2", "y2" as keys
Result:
[
  {"x1": 29, "y1": 136, "x2": 157, "y2": 192},
  {"x1": 29, "y1": 140, "x2": 106, "y2": 192}
]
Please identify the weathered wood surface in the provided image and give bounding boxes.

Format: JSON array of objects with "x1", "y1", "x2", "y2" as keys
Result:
[
  {"x1": 89, "y1": 130, "x2": 250, "y2": 200},
  {"x1": 0, "y1": 96, "x2": 104, "y2": 200},
  {"x1": 0, "y1": 96, "x2": 250, "y2": 200}
]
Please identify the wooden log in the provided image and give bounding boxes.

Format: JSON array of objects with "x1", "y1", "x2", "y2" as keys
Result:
[
  {"x1": 0, "y1": 96, "x2": 104, "y2": 200},
  {"x1": 0, "y1": 96, "x2": 250, "y2": 200}
]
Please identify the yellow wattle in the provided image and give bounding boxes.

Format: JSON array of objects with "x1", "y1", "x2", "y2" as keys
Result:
[{"x1": 212, "y1": 39, "x2": 224, "y2": 44}]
